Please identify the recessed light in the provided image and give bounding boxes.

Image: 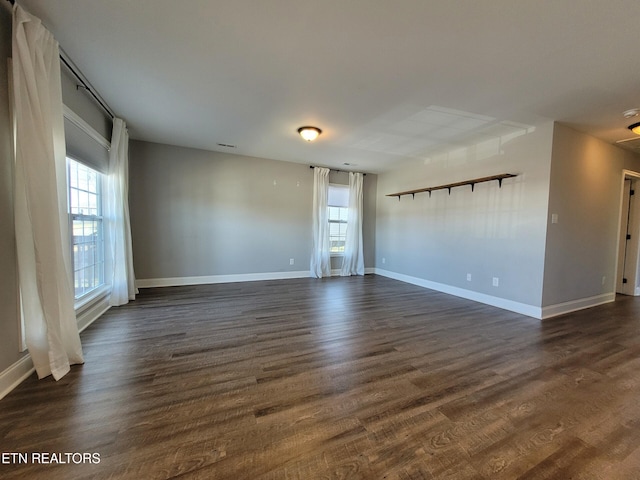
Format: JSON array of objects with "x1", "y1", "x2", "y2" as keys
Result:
[{"x1": 623, "y1": 108, "x2": 640, "y2": 119}]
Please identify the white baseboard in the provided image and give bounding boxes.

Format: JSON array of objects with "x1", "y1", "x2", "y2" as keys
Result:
[
  {"x1": 137, "y1": 268, "x2": 377, "y2": 288},
  {"x1": 330, "y1": 267, "x2": 376, "y2": 276},
  {"x1": 374, "y1": 268, "x2": 617, "y2": 320},
  {"x1": 540, "y1": 293, "x2": 615, "y2": 319},
  {"x1": 0, "y1": 354, "x2": 34, "y2": 401},
  {"x1": 136, "y1": 270, "x2": 312, "y2": 288},
  {"x1": 1, "y1": 293, "x2": 111, "y2": 401},
  {"x1": 374, "y1": 268, "x2": 543, "y2": 319},
  {"x1": 77, "y1": 294, "x2": 111, "y2": 333}
]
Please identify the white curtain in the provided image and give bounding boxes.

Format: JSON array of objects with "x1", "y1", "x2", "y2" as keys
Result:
[
  {"x1": 310, "y1": 167, "x2": 331, "y2": 278},
  {"x1": 105, "y1": 118, "x2": 138, "y2": 306},
  {"x1": 341, "y1": 172, "x2": 365, "y2": 276},
  {"x1": 12, "y1": 5, "x2": 84, "y2": 380}
]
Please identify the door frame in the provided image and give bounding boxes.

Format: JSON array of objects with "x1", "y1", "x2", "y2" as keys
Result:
[{"x1": 616, "y1": 170, "x2": 640, "y2": 296}]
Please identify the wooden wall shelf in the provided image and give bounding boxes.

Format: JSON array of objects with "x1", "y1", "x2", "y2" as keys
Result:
[{"x1": 387, "y1": 173, "x2": 518, "y2": 199}]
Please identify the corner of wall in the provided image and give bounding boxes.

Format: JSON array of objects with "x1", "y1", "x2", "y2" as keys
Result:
[
  {"x1": 0, "y1": 355, "x2": 34, "y2": 401},
  {"x1": 542, "y1": 124, "x2": 629, "y2": 308}
]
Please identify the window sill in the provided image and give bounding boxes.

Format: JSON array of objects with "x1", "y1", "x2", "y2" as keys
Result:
[{"x1": 75, "y1": 284, "x2": 111, "y2": 314}]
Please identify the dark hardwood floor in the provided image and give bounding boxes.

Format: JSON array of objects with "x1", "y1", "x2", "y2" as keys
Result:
[{"x1": 2, "y1": 275, "x2": 640, "y2": 479}]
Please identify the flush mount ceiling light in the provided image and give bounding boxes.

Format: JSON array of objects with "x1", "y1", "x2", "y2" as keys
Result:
[
  {"x1": 629, "y1": 122, "x2": 640, "y2": 135},
  {"x1": 297, "y1": 126, "x2": 322, "y2": 142}
]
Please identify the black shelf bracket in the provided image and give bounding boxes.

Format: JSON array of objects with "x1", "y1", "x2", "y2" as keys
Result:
[{"x1": 386, "y1": 173, "x2": 518, "y2": 199}]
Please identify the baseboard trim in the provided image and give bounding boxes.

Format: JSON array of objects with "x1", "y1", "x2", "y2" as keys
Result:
[
  {"x1": 1, "y1": 293, "x2": 111, "y2": 401},
  {"x1": 77, "y1": 294, "x2": 111, "y2": 333},
  {"x1": 137, "y1": 268, "x2": 377, "y2": 289},
  {"x1": 0, "y1": 354, "x2": 34, "y2": 401},
  {"x1": 374, "y1": 268, "x2": 542, "y2": 319},
  {"x1": 136, "y1": 270, "x2": 312, "y2": 288},
  {"x1": 541, "y1": 293, "x2": 615, "y2": 319},
  {"x1": 331, "y1": 268, "x2": 376, "y2": 276}
]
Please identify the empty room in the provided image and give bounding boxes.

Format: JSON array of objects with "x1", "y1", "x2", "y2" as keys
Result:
[{"x1": 2, "y1": 1, "x2": 640, "y2": 479}]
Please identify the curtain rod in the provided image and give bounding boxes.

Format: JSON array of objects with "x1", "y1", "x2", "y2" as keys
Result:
[
  {"x1": 59, "y1": 50, "x2": 115, "y2": 120},
  {"x1": 6, "y1": 0, "x2": 115, "y2": 119},
  {"x1": 309, "y1": 165, "x2": 366, "y2": 176}
]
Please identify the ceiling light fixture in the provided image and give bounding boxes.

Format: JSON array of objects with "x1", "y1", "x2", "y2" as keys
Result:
[
  {"x1": 629, "y1": 122, "x2": 640, "y2": 135},
  {"x1": 298, "y1": 126, "x2": 322, "y2": 142}
]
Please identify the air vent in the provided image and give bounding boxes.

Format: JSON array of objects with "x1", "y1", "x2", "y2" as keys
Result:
[{"x1": 217, "y1": 143, "x2": 237, "y2": 148}]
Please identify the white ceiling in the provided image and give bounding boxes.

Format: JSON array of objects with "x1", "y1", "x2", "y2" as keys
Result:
[{"x1": 18, "y1": 0, "x2": 640, "y2": 173}]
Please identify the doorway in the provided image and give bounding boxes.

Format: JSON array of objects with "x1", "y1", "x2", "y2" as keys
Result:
[{"x1": 617, "y1": 175, "x2": 640, "y2": 295}]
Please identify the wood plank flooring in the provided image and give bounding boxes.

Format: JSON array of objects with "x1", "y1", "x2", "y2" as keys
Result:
[{"x1": 1, "y1": 275, "x2": 640, "y2": 479}]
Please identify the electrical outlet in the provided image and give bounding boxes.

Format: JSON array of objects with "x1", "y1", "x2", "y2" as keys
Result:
[
  {"x1": 289, "y1": 258, "x2": 294, "y2": 265},
  {"x1": 467, "y1": 273, "x2": 472, "y2": 281},
  {"x1": 382, "y1": 257, "x2": 386, "y2": 264},
  {"x1": 492, "y1": 277, "x2": 499, "y2": 287},
  {"x1": 602, "y1": 276, "x2": 606, "y2": 285}
]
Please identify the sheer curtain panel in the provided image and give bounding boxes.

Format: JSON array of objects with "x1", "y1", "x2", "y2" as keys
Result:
[
  {"x1": 310, "y1": 167, "x2": 331, "y2": 278},
  {"x1": 12, "y1": 5, "x2": 84, "y2": 380},
  {"x1": 341, "y1": 172, "x2": 365, "y2": 276},
  {"x1": 105, "y1": 118, "x2": 137, "y2": 306}
]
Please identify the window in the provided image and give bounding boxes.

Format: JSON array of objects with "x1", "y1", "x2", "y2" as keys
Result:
[
  {"x1": 67, "y1": 158, "x2": 105, "y2": 299},
  {"x1": 328, "y1": 184, "x2": 349, "y2": 254}
]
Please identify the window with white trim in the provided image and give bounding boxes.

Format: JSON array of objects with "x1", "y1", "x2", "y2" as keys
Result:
[
  {"x1": 328, "y1": 184, "x2": 349, "y2": 254},
  {"x1": 67, "y1": 158, "x2": 105, "y2": 299}
]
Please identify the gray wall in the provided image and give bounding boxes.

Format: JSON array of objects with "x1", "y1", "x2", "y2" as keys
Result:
[
  {"x1": 375, "y1": 121, "x2": 555, "y2": 308},
  {"x1": 0, "y1": 5, "x2": 23, "y2": 374},
  {"x1": 60, "y1": 66, "x2": 112, "y2": 140},
  {"x1": 542, "y1": 123, "x2": 640, "y2": 306},
  {"x1": 62, "y1": 63, "x2": 112, "y2": 173},
  {"x1": 129, "y1": 140, "x2": 377, "y2": 281}
]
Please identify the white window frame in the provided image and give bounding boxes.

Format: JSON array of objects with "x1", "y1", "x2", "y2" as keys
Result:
[
  {"x1": 67, "y1": 157, "x2": 106, "y2": 305},
  {"x1": 328, "y1": 184, "x2": 349, "y2": 256}
]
